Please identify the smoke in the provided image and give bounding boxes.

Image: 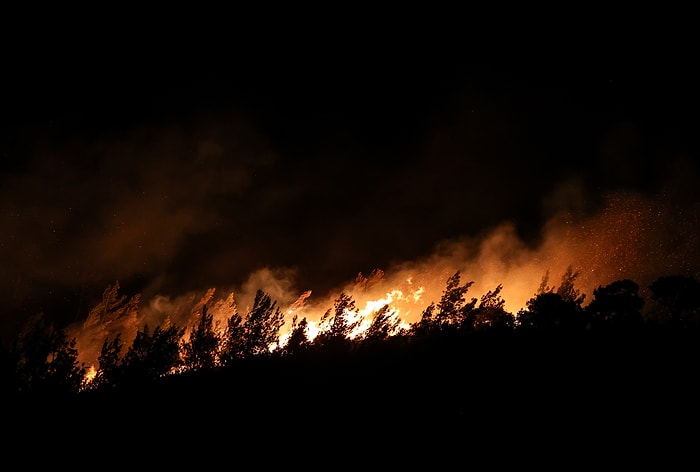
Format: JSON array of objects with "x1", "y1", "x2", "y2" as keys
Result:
[
  {"x1": 296, "y1": 164, "x2": 700, "y2": 328},
  {"x1": 0, "y1": 116, "x2": 277, "y2": 338},
  {"x1": 4, "y1": 66, "x2": 699, "y2": 368},
  {"x1": 68, "y1": 267, "x2": 309, "y2": 367},
  {"x1": 61, "y1": 150, "x2": 700, "y2": 370}
]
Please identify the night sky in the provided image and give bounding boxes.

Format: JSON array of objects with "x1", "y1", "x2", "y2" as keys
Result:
[{"x1": 2, "y1": 31, "x2": 700, "y2": 350}]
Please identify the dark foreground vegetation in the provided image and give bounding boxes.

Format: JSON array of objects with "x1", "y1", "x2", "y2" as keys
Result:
[{"x1": 3, "y1": 269, "x2": 700, "y2": 466}]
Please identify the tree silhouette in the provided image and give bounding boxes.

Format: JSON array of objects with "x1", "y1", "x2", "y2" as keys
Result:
[
  {"x1": 412, "y1": 271, "x2": 476, "y2": 334},
  {"x1": 557, "y1": 266, "x2": 586, "y2": 306},
  {"x1": 90, "y1": 333, "x2": 124, "y2": 391},
  {"x1": 182, "y1": 304, "x2": 220, "y2": 371},
  {"x1": 517, "y1": 292, "x2": 584, "y2": 332},
  {"x1": 13, "y1": 314, "x2": 86, "y2": 396},
  {"x1": 315, "y1": 292, "x2": 360, "y2": 352},
  {"x1": 281, "y1": 315, "x2": 311, "y2": 357},
  {"x1": 121, "y1": 322, "x2": 184, "y2": 384},
  {"x1": 648, "y1": 275, "x2": 700, "y2": 327},
  {"x1": 518, "y1": 268, "x2": 588, "y2": 332},
  {"x1": 361, "y1": 304, "x2": 402, "y2": 344},
  {"x1": 472, "y1": 285, "x2": 515, "y2": 332},
  {"x1": 536, "y1": 270, "x2": 555, "y2": 294},
  {"x1": 43, "y1": 328, "x2": 86, "y2": 395},
  {"x1": 437, "y1": 271, "x2": 477, "y2": 327},
  {"x1": 240, "y1": 289, "x2": 285, "y2": 358},
  {"x1": 585, "y1": 279, "x2": 645, "y2": 331},
  {"x1": 409, "y1": 302, "x2": 436, "y2": 339},
  {"x1": 221, "y1": 310, "x2": 245, "y2": 364}
]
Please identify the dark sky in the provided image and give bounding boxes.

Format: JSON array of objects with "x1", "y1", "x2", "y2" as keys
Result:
[{"x1": 2, "y1": 30, "x2": 700, "y2": 345}]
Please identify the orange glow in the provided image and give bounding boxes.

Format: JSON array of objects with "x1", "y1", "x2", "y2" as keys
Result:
[
  {"x1": 84, "y1": 365, "x2": 97, "y2": 384},
  {"x1": 71, "y1": 189, "x2": 698, "y2": 384}
]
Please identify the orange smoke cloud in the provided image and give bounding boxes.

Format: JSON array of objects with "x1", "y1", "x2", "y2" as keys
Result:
[{"x1": 69, "y1": 183, "x2": 699, "y2": 371}]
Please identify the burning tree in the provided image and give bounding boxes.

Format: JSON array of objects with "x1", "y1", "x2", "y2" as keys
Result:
[
  {"x1": 411, "y1": 271, "x2": 477, "y2": 335},
  {"x1": 313, "y1": 292, "x2": 361, "y2": 353},
  {"x1": 220, "y1": 289, "x2": 285, "y2": 362},
  {"x1": 182, "y1": 304, "x2": 220, "y2": 371},
  {"x1": 471, "y1": 284, "x2": 515, "y2": 332},
  {"x1": 361, "y1": 304, "x2": 402, "y2": 344},
  {"x1": 281, "y1": 315, "x2": 311, "y2": 357},
  {"x1": 90, "y1": 333, "x2": 124, "y2": 391}
]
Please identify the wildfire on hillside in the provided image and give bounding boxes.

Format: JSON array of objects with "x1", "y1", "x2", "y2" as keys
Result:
[{"x1": 67, "y1": 188, "x2": 700, "y2": 381}]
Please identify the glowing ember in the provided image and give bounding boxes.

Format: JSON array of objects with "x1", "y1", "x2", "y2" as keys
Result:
[
  {"x1": 84, "y1": 365, "x2": 97, "y2": 384},
  {"x1": 69, "y1": 188, "x2": 700, "y2": 385}
]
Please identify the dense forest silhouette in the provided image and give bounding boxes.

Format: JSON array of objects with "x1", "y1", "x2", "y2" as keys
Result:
[{"x1": 4, "y1": 268, "x2": 700, "y2": 464}]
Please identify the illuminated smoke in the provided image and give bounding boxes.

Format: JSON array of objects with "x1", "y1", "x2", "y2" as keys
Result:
[
  {"x1": 0, "y1": 118, "x2": 276, "y2": 341},
  {"x1": 69, "y1": 182, "x2": 699, "y2": 371}
]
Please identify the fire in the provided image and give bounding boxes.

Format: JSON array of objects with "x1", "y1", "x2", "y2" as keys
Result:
[
  {"x1": 84, "y1": 365, "x2": 97, "y2": 383},
  {"x1": 277, "y1": 284, "x2": 422, "y2": 346},
  {"x1": 349, "y1": 288, "x2": 423, "y2": 338},
  {"x1": 70, "y1": 189, "x2": 699, "y2": 383},
  {"x1": 278, "y1": 320, "x2": 323, "y2": 346},
  {"x1": 71, "y1": 263, "x2": 557, "y2": 379}
]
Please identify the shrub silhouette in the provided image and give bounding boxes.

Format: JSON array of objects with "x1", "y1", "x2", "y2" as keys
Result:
[
  {"x1": 12, "y1": 314, "x2": 86, "y2": 397},
  {"x1": 648, "y1": 275, "x2": 700, "y2": 327},
  {"x1": 586, "y1": 279, "x2": 645, "y2": 331}
]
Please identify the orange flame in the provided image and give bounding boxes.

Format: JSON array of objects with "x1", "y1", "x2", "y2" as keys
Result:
[{"x1": 70, "y1": 189, "x2": 699, "y2": 383}]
